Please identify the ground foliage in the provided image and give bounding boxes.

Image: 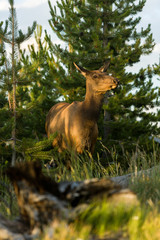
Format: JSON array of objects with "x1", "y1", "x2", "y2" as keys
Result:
[{"x1": 0, "y1": 150, "x2": 160, "y2": 239}]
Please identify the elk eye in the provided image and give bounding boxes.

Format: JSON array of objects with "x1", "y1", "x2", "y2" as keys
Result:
[{"x1": 93, "y1": 74, "x2": 98, "y2": 78}]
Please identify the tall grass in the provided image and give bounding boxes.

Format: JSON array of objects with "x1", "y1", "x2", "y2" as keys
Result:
[
  {"x1": 0, "y1": 170, "x2": 18, "y2": 219},
  {"x1": 126, "y1": 144, "x2": 160, "y2": 204},
  {"x1": 43, "y1": 200, "x2": 160, "y2": 240},
  {"x1": 44, "y1": 142, "x2": 160, "y2": 207},
  {"x1": 0, "y1": 140, "x2": 160, "y2": 239},
  {"x1": 45, "y1": 151, "x2": 111, "y2": 182}
]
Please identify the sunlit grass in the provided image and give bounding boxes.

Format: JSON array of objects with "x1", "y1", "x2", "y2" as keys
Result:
[
  {"x1": 47, "y1": 151, "x2": 111, "y2": 182},
  {"x1": 40, "y1": 144, "x2": 160, "y2": 240},
  {"x1": 1, "y1": 139, "x2": 160, "y2": 239},
  {"x1": 42, "y1": 200, "x2": 160, "y2": 240},
  {"x1": 0, "y1": 174, "x2": 18, "y2": 219}
]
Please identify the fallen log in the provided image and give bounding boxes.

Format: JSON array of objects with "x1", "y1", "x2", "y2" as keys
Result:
[
  {"x1": 111, "y1": 165, "x2": 160, "y2": 188},
  {"x1": 0, "y1": 161, "x2": 138, "y2": 240}
]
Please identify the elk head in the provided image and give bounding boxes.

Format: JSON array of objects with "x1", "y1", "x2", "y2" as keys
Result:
[{"x1": 73, "y1": 62, "x2": 119, "y2": 95}]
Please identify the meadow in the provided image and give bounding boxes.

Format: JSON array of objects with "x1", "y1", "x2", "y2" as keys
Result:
[{"x1": 0, "y1": 140, "x2": 160, "y2": 240}]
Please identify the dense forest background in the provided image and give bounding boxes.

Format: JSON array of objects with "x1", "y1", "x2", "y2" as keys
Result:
[{"x1": 0, "y1": 0, "x2": 160, "y2": 167}]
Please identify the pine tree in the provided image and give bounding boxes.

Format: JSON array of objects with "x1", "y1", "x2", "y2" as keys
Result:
[
  {"x1": 0, "y1": 22, "x2": 59, "y2": 163},
  {"x1": 0, "y1": 0, "x2": 36, "y2": 165},
  {"x1": 17, "y1": 25, "x2": 59, "y2": 140},
  {"x1": 46, "y1": 0, "x2": 160, "y2": 158},
  {"x1": 12, "y1": 26, "x2": 60, "y2": 162}
]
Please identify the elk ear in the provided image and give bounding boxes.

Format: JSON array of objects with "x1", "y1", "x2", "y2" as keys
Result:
[
  {"x1": 74, "y1": 63, "x2": 88, "y2": 76},
  {"x1": 99, "y1": 61, "x2": 110, "y2": 73}
]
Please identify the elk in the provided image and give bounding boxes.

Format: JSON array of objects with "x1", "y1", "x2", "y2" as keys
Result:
[{"x1": 45, "y1": 63, "x2": 119, "y2": 154}]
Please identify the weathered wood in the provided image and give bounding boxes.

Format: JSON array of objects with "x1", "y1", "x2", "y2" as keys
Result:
[
  {"x1": 0, "y1": 162, "x2": 138, "y2": 240},
  {"x1": 111, "y1": 165, "x2": 160, "y2": 188}
]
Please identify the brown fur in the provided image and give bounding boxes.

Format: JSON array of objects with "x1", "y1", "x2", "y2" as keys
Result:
[{"x1": 45, "y1": 63, "x2": 119, "y2": 154}]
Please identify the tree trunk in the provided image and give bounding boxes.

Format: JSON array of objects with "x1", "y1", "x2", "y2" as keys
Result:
[
  {"x1": 103, "y1": 3, "x2": 111, "y2": 141},
  {"x1": 103, "y1": 92, "x2": 111, "y2": 140},
  {"x1": 4, "y1": 56, "x2": 12, "y2": 111},
  {"x1": 11, "y1": 4, "x2": 16, "y2": 166}
]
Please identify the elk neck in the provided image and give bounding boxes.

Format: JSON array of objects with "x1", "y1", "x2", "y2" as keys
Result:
[{"x1": 81, "y1": 82, "x2": 105, "y2": 121}]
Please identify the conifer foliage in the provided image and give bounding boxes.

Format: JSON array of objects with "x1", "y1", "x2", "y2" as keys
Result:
[
  {"x1": 0, "y1": 0, "x2": 159, "y2": 165},
  {"x1": 46, "y1": 0, "x2": 160, "y2": 152},
  {"x1": 0, "y1": 22, "x2": 60, "y2": 164},
  {"x1": 19, "y1": 25, "x2": 59, "y2": 140},
  {"x1": 0, "y1": 0, "x2": 36, "y2": 165}
]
